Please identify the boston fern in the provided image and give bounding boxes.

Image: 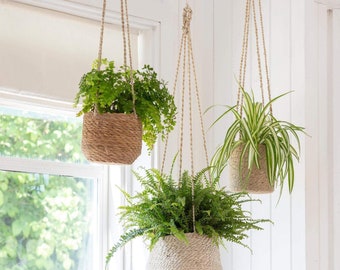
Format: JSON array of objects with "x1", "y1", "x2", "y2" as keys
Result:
[
  {"x1": 106, "y1": 166, "x2": 269, "y2": 265},
  {"x1": 211, "y1": 89, "x2": 304, "y2": 193},
  {"x1": 74, "y1": 59, "x2": 176, "y2": 151}
]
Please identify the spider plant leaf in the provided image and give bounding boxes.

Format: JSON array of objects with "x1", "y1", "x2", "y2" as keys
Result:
[
  {"x1": 287, "y1": 155, "x2": 294, "y2": 193},
  {"x1": 209, "y1": 105, "x2": 237, "y2": 128}
]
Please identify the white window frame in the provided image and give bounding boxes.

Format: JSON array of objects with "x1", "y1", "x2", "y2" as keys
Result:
[
  {"x1": 3, "y1": 1, "x2": 178, "y2": 269},
  {"x1": 0, "y1": 94, "x2": 108, "y2": 269}
]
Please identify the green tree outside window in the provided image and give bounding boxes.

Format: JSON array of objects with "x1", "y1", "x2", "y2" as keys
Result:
[{"x1": 0, "y1": 111, "x2": 95, "y2": 270}]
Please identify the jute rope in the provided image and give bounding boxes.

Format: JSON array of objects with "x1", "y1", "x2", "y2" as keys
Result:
[
  {"x1": 97, "y1": 0, "x2": 107, "y2": 71},
  {"x1": 161, "y1": 4, "x2": 210, "y2": 233},
  {"x1": 96, "y1": 0, "x2": 136, "y2": 114},
  {"x1": 237, "y1": 0, "x2": 272, "y2": 116},
  {"x1": 120, "y1": 0, "x2": 136, "y2": 114}
]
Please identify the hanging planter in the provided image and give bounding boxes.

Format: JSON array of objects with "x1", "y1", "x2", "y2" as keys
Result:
[
  {"x1": 228, "y1": 143, "x2": 273, "y2": 193},
  {"x1": 146, "y1": 233, "x2": 222, "y2": 270},
  {"x1": 210, "y1": 0, "x2": 304, "y2": 194},
  {"x1": 81, "y1": 112, "x2": 142, "y2": 164},
  {"x1": 75, "y1": 59, "x2": 176, "y2": 164},
  {"x1": 105, "y1": 168, "x2": 269, "y2": 269},
  {"x1": 74, "y1": 0, "x2": 176, "y2": 164}
]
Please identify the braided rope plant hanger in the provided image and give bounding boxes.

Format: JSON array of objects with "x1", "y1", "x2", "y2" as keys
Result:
[
  {"x1": 146, "y1": 4, "x2": 223, "y2": 270},
  {"x1": 74, "y1": 0, "x2": 176, "y2": 165},
  {"x1": 77, "y1": 0, "x2": 142, "y2": 165},
  {"x1": 211, "y1": 0, "x2": 304, "y2": 195}
]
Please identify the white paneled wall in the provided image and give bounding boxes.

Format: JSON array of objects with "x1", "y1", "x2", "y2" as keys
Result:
[
  {"x1": 212, "y1": 1, "x2": 306, "y2": 270},
  {"x1": 333, "y1": 10, "x2": 340, "y2": 270},
  {"x1": 306, "y1": 1, "x2": 340, "y2": 270}
]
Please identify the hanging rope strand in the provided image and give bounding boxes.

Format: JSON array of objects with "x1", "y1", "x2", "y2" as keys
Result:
[
  {"x1": 258, "y1": 0, "x2": 272, "y2": 114},
  {"x1": 97, "y1": 0, "x2": 107, "y2": 70},
  {"x1": 237, "y1": 0, "x2": 251, "y2": 117},
  {"x1": 251, "y1": 0, "x2": 265, "y2": 106},
  {"x1": 188, "y1": 34, "x2": 211, "y2": 182},
  {"x1": 188, "y1": 38, "x2": 194, "y2": 177},
  {"x1": 187, "y1": 28, "x2": 196, "y2": 233},
  {"x1": 161, "y1": 31, "x2": 185, "y2": 173},
  {"x1": 120, "y1": 0, "x2": 136, "y2": 114},
  {"x1": 120, "y1": 0, "x2": 127, "y2": 66},
  {"x1": 178, "y1": 33, "x2": 187, "y2": 180}
]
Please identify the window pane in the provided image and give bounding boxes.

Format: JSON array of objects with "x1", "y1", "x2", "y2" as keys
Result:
[
  {"x1": 0, "y1": 107, "x2": 87, "y2": 164},
  {"x1": 0, "y1": 171, "x2": 97, "y2": 270}
]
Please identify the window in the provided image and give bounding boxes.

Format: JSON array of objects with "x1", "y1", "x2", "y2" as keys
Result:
[
  {"x1": 0, "y1": 105, "x2": 103, "y2": 270},
  {"x1": 0, "y1": 1, "x2": 157, "y2": 269}
]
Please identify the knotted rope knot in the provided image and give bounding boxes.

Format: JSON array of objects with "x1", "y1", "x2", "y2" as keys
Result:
[{"x1": 182, "y1": 4, "x2": 192, "y2": 34}]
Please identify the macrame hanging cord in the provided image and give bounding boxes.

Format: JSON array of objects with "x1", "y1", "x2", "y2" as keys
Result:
[
  {"x1": 161, "y1": 4, "x2": 210, "y2": 233},
  {"x1": 237, "y1": 0, "x2": 272, "y2": 116},
  {"x1": 96, "y1": 0, "x2": 136, "y2": 114}
]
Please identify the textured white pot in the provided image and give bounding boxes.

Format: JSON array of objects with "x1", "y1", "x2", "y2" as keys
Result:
[
  {"x1": 228, "y1": 143, "x2": 274, "y2": 194},
  {"x1": 146, "y1": 233, "x2": 222, "y2": 270}
]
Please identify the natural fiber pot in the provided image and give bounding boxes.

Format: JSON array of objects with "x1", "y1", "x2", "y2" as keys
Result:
[
  {"x1": 228, "y1": 143, "x2": 274, "y2": 194},
  {"x1": 146, "y1": 233, "x2": 222, "y2": 270},
  {"x1": 81, "y1": 112, "x2": 142, "y2": 164}
]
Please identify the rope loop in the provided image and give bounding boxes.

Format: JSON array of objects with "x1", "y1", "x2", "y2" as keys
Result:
[{"x1": 182, "y1": 5, "x2": 192, "y2": 34}]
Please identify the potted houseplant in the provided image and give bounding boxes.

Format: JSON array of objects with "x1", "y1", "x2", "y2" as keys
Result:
[
  {"x1": 105, "y1": 166, "x2": 269, "y2": 270},
  {"x1": 74, "y1": 59, "x2": 176, "y2": 164},
  {"x1": 210, "y1": 88, "x2": 304, "y2": 194}
]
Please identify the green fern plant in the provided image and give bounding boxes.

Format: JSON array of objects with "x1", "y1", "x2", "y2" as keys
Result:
[
  {"x1": 74, "y1": 59, "x2": 177, "y2": 151},
  {"x1": 106, "y1": 166, "x2": 270, "y2": 265},
  {"x1": 210, "y1": 88, "x2": 305, "y2": 193}
]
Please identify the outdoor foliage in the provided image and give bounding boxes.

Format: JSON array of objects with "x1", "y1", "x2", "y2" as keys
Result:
[
  {"x1": 74, "y1": 59, "x2": 177, "y2": 151},
  {"x1": 0, "y1": 112, "x2": 92, "y2": 270}
]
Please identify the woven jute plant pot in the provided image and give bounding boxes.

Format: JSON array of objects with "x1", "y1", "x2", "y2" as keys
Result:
[
  {"x1": 81, "y1": 112, "x2": 142, "y2": 164},
  {"x1": 228, "y1": 143, "x2": 274, "y2": 194},
  {"x1": 146, "y1": 233, "x2": 222, "y2": 270}
]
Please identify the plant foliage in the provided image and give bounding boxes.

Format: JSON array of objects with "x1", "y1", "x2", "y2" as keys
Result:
[
  {"x1": 211, "y1": 88, "x2": 305, "y2": 193},
  {"x1": 106, "y1": 166, "x2": 269, "y2": 265},
  {"x1": 0, "y1": 112, "x2": 91, "y2": 270},
  {"x1": 74, "y1": 59, "x2": 177, "y2": 151}
]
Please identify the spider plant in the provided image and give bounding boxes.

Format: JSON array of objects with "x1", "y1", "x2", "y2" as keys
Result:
[{"x1": 211, "y1": 88, "x2": 304, "y2": 193}]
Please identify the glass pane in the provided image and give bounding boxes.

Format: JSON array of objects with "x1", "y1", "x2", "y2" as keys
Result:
[
  {"x1": 0, "y1": 171, "x2": 97, "y2": 270},
  {"x1": 0, "y1": 107, "x2": 87, "y2": 164}
]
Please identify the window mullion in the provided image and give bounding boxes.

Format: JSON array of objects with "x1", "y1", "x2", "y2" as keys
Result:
[{"x1": 0, "y1": 156, "x2": 104, "y2": 178}]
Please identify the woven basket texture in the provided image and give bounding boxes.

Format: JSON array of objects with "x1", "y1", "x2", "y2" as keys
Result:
[
  {"x1": 146, "y1": 233, "x2": 222, "y2": 270},
  {"x1": 228, "y1": 144, "x2": 274, "y2": 194},
  {"x1": 82, "y1": 112, "x2": 142, "y2": 164}
]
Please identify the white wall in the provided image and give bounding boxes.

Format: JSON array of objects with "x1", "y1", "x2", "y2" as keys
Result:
[
  {"x1": 212, "y1": 1, "x2": 306, "y2": 270},
  {"x1": 305, "y1": 1, "x2": 340, "y2": 270}
]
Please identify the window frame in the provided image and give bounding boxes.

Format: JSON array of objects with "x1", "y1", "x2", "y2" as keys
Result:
[
  {"x1": 1, "y1": 1, "x2": 165, "y2": 269},
  {"x1": 0, "y1": 97, "x2": 108, "y2": 269}
]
